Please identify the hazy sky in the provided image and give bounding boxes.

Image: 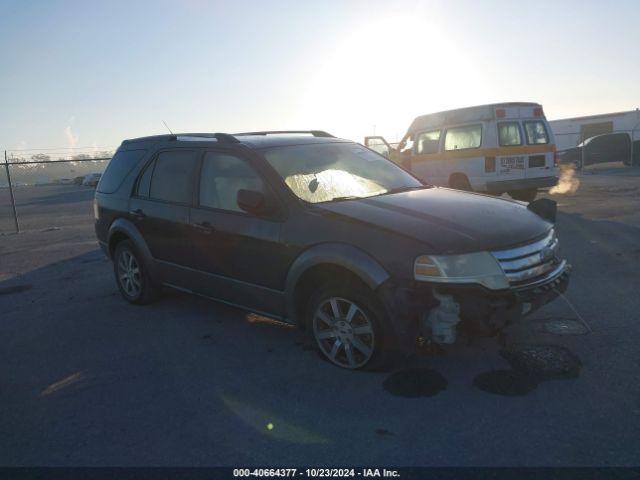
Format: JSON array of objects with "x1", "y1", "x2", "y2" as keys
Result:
[{"x1": 1, "y1": 0, "x2": 638, "y2": 155}]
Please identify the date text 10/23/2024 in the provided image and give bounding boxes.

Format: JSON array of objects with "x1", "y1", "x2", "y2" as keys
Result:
[{"x1": 233, "y1": 469, "x2": 400, "y2": 478}]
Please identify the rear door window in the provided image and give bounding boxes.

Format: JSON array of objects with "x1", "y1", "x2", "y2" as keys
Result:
[
  {"x1": 135, "y1": 159, "x2": 155, "y2": 197},
  {"x1": 97, "y1": 149, "x2": 147, "y2": 193},
  {"x1": 149, "y1": 150, "x2": 198, "y2": 204},
  {"x1": 498, "y1": 122, "x2": 522, "y2": 146},
  {"x1": 444, "y1": 125, "x2": 482, "y2": 151},
  {"x1": 524, "y1": 121, "x2": 549, "y2": 144},
  {"x1": 416, "y1": 130, "x2": 441, "y2": 154}
]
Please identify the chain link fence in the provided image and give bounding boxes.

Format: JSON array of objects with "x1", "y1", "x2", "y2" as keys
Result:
[{"x1": 1, "y1": 148, "x2": 114, "y2": 233}]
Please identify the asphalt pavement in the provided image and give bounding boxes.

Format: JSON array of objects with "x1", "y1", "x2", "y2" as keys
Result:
[{"x1": 1, "y1": 169, "x2": 639, "y2": 466}]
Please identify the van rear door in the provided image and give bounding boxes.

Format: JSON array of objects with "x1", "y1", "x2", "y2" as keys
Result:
[
  {"x1": 495, "y1": 115, "x2": 527, "y2": 185},
  {"x1": 522, "y1": 118, "x2": 555, "y2": 180}
]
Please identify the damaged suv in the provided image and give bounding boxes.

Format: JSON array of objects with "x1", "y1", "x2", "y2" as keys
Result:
[{"x1": 94, "y1": 131, "x2": 570, "y2": 369}]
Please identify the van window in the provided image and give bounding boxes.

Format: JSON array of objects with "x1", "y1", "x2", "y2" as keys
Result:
[
  {"x1": 97, "y1": 149, "x2": 147, "y2": 193},
  {"x1": 199, "y1": 152, "x2": 264, "y2": 212},
  {"x1": 524, "y1": 121, "x2": 549, "y2": 145},
  {"x1": 149, "y1": 150, "x2": 197, "y2": 204},
  {"x1": 444, "y1": 125, "x2": 482, "y2": 151},
  {"x1": 498, "y1": 122, "x2": 522, "y2": 146},
  {"x1": 416, "y1": 130, "x2": 441, "y2": 154}
]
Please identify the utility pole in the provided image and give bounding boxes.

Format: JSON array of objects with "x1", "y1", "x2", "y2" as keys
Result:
[{"x1": 4, "y1": 150, "x2": 19, "y2": 233}]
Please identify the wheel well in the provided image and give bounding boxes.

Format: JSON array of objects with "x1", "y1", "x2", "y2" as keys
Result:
[
  {"x1": 108, "y1": 231, "x2": 130, "y2": 258},
  {"x1": 448, "y1": 172, "x2": 470, "y2": 187},
  {"x1": 292, "y1": 264, "x2": 370, "y2": 329}
]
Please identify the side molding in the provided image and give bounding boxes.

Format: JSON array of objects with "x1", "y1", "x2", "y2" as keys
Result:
[{"x1": 284, "y1": 243, "x2": 390, "y2": 323}]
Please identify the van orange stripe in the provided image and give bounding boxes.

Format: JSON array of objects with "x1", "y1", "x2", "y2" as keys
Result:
[{"x1": 411, "y1": 144, "x2": 555, "y2": 163}]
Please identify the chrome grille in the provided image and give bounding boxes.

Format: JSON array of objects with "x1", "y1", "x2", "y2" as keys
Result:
[{"x1": 491, "y1": 230, "x2": 560, "y2": 286}]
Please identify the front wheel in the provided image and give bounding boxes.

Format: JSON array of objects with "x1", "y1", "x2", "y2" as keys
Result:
[
  {"x1": 509, "y1": 188, "x2": 537, "y2": 202},
  {"x1": 306, "y1": 284, "x2": 389, "y2": 370}
]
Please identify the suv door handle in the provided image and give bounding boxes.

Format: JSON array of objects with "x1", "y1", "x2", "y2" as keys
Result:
[
  {"x1": 192, "y1": 221, "x2": 215, "y2": 233},
  {"x1": 129, "y1": 208, "x2": 146, "y2": 219}
]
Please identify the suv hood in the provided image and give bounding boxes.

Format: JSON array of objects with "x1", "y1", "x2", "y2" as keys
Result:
[{"x1": 317, "y1": 187, "x2": 551, "y2": 254}]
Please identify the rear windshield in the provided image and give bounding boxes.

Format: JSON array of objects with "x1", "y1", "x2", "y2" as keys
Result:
[
  {"x1": 523, "y1": 121, "x2": 549, "y2": 145},
  {"x1": 97, "y1": 149, "x2": 147, "y2": 193}
]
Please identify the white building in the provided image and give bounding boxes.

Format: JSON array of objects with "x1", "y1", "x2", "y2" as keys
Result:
[{"x1": 549, "y1": 109, "x2": 640, "y2": 152}]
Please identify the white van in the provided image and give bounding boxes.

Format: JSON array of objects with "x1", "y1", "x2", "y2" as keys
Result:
[{"x1": 365, "y1": 102, "x2": 558, "y2": 201}]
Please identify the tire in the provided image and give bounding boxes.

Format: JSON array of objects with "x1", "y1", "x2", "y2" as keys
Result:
[
  {"x1": 449, "y1": 174, "x2": 472, "y2": 191},
  {"x1": 508, "y1": 188, "x2": 537, "y2": 202},
  {"x1": 113, "y1": 240, "x2": 160, "y2": 305},
  {"x1": 305, "y1": 281, "x2": 393, "y2": 370}
]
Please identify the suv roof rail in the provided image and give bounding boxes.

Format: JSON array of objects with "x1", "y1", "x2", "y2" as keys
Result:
[
  {"x1": 213, "y1": 133, "x2": 241, "y2": 143},
  {"x1": 234, "y1": 130, "x2": 335, "y2": 138},
  {"x1": 166, "y1": 132, "x2": 241, "y2": 144}
]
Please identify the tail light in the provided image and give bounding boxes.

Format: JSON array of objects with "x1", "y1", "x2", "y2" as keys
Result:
[
  {"x1": 554, "y1": 151, "x2": 559, "y2": 167},
  {"x1": 495, "y1": 108, "x2": 505, "y2": 118},
  {"x1": 534, "y1": 107, "x2": 544, "y2": 117},
  {"x1": 485, "y1": 156, "x2": 496, "y2": 172}
]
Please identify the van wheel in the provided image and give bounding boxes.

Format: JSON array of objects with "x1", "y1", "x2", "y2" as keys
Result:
[
  {"x1": 113, "y1": 240, "x2": 160, "y2": 305},
  {"x1": 449, "y1": 174, "x2": 472, "y2": 191},
  {"x1": 509, "y1": 189, "x2": 537, "y2": 202},
  {"x1": 305, "y1": 282, "x2": 391, "y2": 370}
]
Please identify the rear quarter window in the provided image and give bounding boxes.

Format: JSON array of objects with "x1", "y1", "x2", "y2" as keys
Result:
[{"x1": 97, "y1": 149, "x2": 147, "y2": 193}]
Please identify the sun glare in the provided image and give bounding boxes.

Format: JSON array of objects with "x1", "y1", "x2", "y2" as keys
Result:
[{"x1": 300, "y1": 14, "x2": 481, "y2": 141}]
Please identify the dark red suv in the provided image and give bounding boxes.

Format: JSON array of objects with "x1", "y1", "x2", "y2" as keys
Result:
[{"x1": 94, "y1": 131, "x2": 570, "y2": 369}]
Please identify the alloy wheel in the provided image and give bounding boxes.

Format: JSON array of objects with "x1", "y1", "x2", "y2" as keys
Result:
[
  {"x1": 313, "y1": 296, "x2": 375, "y2": 369},
  {"x1": 117, "y1": 250, "x2": 142, "y2": 298}
]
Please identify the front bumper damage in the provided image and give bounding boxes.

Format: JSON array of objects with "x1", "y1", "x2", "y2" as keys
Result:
[{"x1": 378, "y1": 262, "x2": 571, "y2": 352}]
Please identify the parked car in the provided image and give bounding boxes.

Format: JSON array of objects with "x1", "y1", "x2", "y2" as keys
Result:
[
  {"x1": 94, "y1": 131, "x2": 570, "y2": 370},
  {"x1": 57, "y1": 178, "x2": 74, "y2": 185},
  {"x1": 83, "y1": 172, "x2": 102, "y2": 187},
  {"x1": 73, "y1": 176, "x2": 85, "y2": 185},
  {"x1": 558, "y1": 132, "x2": 633, "y2": 168}
]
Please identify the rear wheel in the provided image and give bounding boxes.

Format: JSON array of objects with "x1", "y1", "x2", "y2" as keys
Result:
[
  {"x1": 508, "y1": 188, "x2": 537, "y2": 202},
  {"x1": 113, "y1": 240, "x2": 160, "y2": 305},
  {"x1": 306, "y1": 283, "x2": 390, "y2": 370},
  {"x1": 449, "y1": 174, "x2": 472, "y2": 191}
]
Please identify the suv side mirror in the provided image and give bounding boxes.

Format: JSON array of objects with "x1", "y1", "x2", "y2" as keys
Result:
[{"x1": 237, "y1": 189, "x2": 272, "y2": 216}]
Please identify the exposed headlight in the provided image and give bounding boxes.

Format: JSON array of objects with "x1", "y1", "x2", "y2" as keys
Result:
[{"x1": 414, "y1": 252, "x2": 509, "y2": 290}]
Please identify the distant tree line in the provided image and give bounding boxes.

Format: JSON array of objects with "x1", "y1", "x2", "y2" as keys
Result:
[{"x1": 6, "y1": 151, "x2": 113, "y2": 163}]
